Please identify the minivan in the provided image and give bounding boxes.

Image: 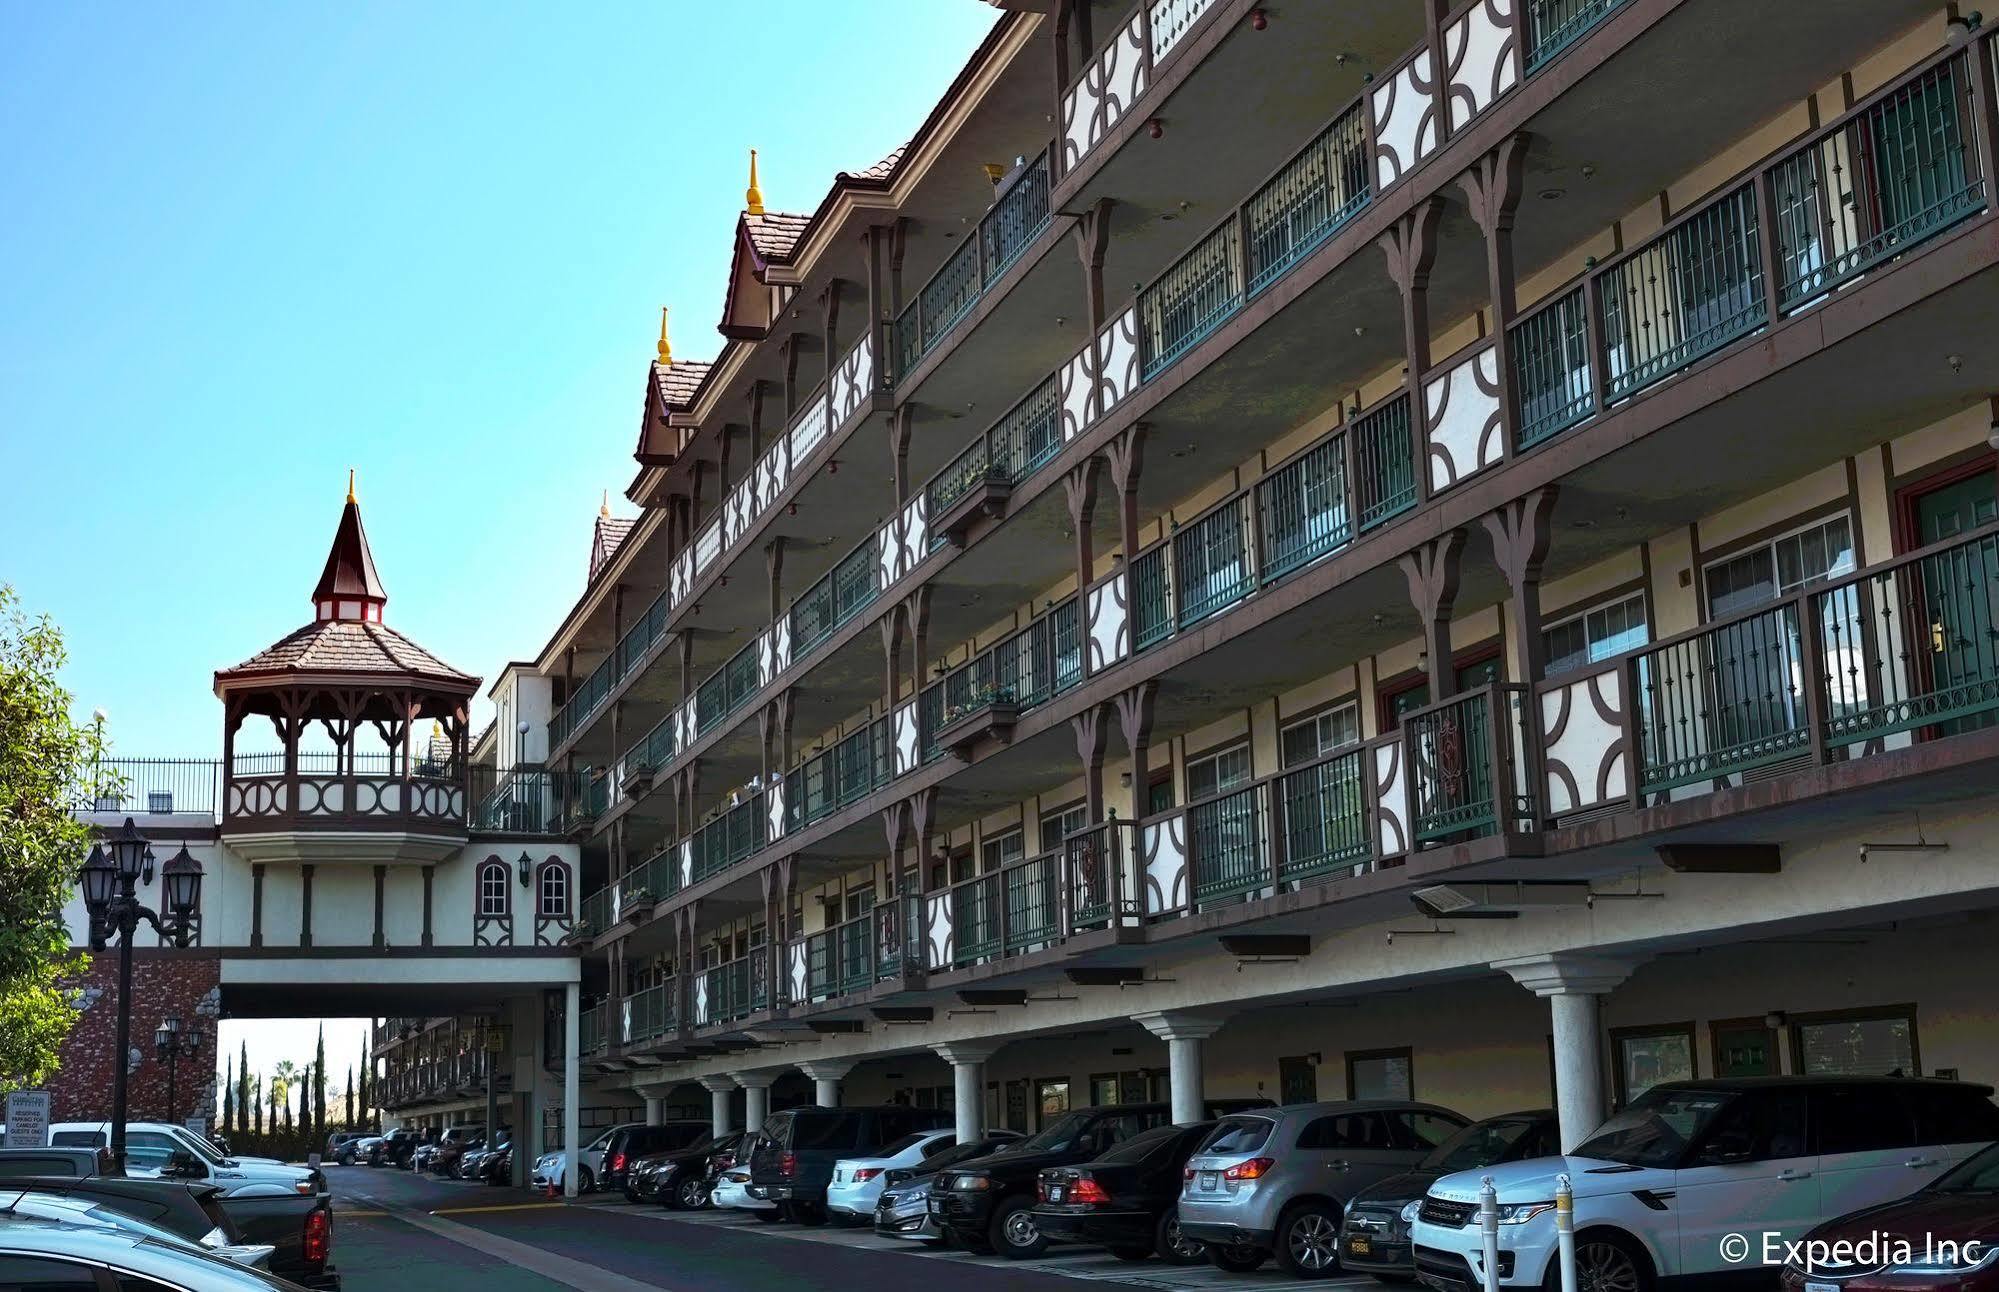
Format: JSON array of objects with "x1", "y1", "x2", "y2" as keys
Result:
[{"x1": 748, "y1": 1105, "x2": 952, "y2": 1223}]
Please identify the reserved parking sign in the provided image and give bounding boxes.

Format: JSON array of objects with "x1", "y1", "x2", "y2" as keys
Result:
[{"x1": 4, "y1": 1091, "x2": 51, "y2": 1148}]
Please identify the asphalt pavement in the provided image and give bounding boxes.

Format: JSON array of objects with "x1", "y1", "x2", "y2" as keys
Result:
[{"x1": 327, "y1": 1163, "x2": 1370, "y2": 1292}]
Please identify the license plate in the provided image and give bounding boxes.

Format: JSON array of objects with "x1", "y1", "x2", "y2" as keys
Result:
[
  {"x1": 928, "y1": 1198, "x2": 943, "y2": 1215},
  {"x1": 1807, "y1": 1283, "x2": 1838, "y2": 1292},
  {"x1": 1048, "y1": 1186, "x2": 1065, "y2": 1203},
  {"x1": 1349, "y1": 1237, "x2": 1373, "y2": 1256},
  {"x1": 1200, "y1": 1171, "x2": 1218, "y2": 1190}
]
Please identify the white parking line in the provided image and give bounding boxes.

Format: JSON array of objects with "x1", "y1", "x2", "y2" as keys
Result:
[{"x1": 618, "y1": 1205, "x2": 1373, "y2": 1290}]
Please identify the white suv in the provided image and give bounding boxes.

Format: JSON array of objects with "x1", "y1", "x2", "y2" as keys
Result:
[
  {"x1": 1411, "y1": 1078, "x2": 1999, "y2": 1292},
  {"x1": 532, "y1": 1122, "x2": 640, "y2": 1193}
]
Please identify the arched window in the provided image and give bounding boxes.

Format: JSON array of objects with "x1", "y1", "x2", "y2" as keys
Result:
[
  {"x1": 477, "y1": 859, "x2": 509, "y2": 918},
  {"x1": 537, "y1": 860, "x2": 570, "y2": 918}
]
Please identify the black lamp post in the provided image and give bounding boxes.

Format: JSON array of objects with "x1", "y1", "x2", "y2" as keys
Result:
[
  {"x1": 80, "y1": 820, "x2": 202, "y2": 1170},
  {"x1": 153, "y1": 1015, "x2": 203, "y2": 1126}
]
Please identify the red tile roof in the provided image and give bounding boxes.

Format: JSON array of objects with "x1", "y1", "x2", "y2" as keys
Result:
[
  {"x1": 652, "y1": 357, "x2": 711, "y2": 409},
  {"x1": 217, "y1": 620, "x2": 477, "y2": 689},
  {"x1": 590, "y1": 514, "x2": 635, "y2": 581},
  {"x1": 743, "y1": 211, "x2": 811, "y2": 263},
  {"x1": 843, "y1": 144, "x2": 907, "y2": 184}
]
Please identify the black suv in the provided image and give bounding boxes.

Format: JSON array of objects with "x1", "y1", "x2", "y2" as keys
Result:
[
  {"x1": 635, "y1": 1131, "x2": 746, "y2": 1209},
  {"x1": 931, "y1": 1099, "x2": 1270, "y2": 1259},
  {"x1": 749, "y1": 1105, "x2": 951, "y2": 1223},
  {"x1": 602, "y1": 1121, "x2": 710, "y2": 1201}
]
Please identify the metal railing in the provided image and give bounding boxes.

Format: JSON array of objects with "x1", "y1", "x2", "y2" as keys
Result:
[
  {"x1": 1511, "y1": 284, "x2": 1594, "y2": 450},
  {"x1": 1404, "y1": 684, "x2": 1535, "y2": 842},
  {"x1": 927, "y1": 372, "x2": 1062, "y2": 519},
  {"x1": 1139, "y1": 217, "x2": 1243, "y2": 378},
  {"x1": 1188, "y1": 782, "x2": 1272, "y2": 905},
  {"x1": 1353, "y1": 394, "x2": 1416, "y2": 532},
  {"x1": 787, "y1": 718, "x2": 892, "y2": 832},
  {"x1": 1275, "y1": 744, "x2": 1371, "y2": 881},
  {"x1": 894, "y1": 150, "x2": 1053, "y2": 382},
  {"x1": 86, "y1": 758, "x2": 221, "y2": 816},
  {"x1": 469, "y1": 766, "x2": 578, "y2": 835},
  {"x1": 1257, "y1": 433, "x2": 1351, "y2": 585},
  {"x1": 699, "y1": 953, "x2": 767, "y2": 1027},
  {"x1": 1770, "y1": 53, "x2": 1984, "y2": 310},
  {"x1": 580, "y1": 1003, "x2": 608, "y2": 1057},
  {"x1": 928, "y1": 596, "x2": 1083, "y2": 735},
  {"x1": 1245, "y1": 99, "x2": 1372, "y2": 295},
  {"x1": 622, "y1": 980, "x2": 677, "y2": 1045},
  {"x1": 1172, "y1": 496, "x2": 1255, "y2": 629},
  {"x1": 1522, "y1": 0, "x2": 1627, "y2": 73},
  {"x1": 691, "y1": 791, "x2": 767, "y2": 883}
]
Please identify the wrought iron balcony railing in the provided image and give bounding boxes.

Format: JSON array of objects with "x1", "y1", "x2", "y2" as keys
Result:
[{"x1": 893, "y1": 151, "x2": 1052, "y2": 382}]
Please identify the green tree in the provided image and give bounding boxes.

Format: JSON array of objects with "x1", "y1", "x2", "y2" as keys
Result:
[
  {"x1": 313, "y1": 1025, "x2": 326, "y2": 1139},
  {"x1": 0, "y1": 585, "x2": 101, "y2": 1090},
  {"x1": 221, "y1": 1053, "x2": 233, "y2": 1134},
  {"x1": 237, "y1": 1040, "x2": 249, "y2": 1131},
  {"x1": 344, "y1": 1065, "x2": 353, "y2": 1128}
]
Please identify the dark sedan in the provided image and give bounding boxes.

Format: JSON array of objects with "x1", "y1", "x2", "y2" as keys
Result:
[
  {"x1": 1031, "y1": 1122, "x2": 1214, "y2": 1266},
  {"x1": 634, "y1": 1132, "x2": 746, "y2": 1209},
  {"x1": 1781, "y1": 1140, "x2": 1999, "y2": 1292},
  {"x1": 1340, "y1": 1109, "x2": 1559, "y2": 1281}
]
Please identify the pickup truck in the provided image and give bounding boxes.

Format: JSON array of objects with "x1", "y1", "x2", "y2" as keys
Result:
[{"x1": 0, "y1": 1152, "x2": 339, "y2": 1288}]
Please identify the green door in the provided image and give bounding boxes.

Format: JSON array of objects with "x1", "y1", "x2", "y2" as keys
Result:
[{"x1": 1913, "y1": 473, "x2": 1999, "y2": 735}]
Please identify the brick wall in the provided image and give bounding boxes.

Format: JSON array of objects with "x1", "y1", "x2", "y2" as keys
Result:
[{"x1": 53, "y1": 953, "x2": 222, "y2": 1124}]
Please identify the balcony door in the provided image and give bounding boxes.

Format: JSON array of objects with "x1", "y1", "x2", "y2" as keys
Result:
[{"x1": 1903, "y1": 466, "x2": 1999, "y2": 736}]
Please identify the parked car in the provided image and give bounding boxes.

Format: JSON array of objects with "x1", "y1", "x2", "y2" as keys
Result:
[
  {"x1": 533, "y1": 1122, "x2": 641, "y2": 1194},
  {"x1": 1412, "y1": 1077, "x2": 1999, "y2": 1292},
  {"x1": 1181, "y1": 1100, "x2": 1470, "y2": 1276},
  {"x1": 476, "y1": 1143, "x2": 514, "y2": 1186},
  {"x1": 1032, "y1": 1122, "x2": 1216, "y2": 1266},
  {"x1": 712, "y1": 1165, "x2": 774, "y2": 1213},
  {"x1": 749, "y1": 1105, "x2": 953, "y2": 1224},
  {"x1": 0, "y1": 1215, "x2": 303, "y2": 1292},
  {"x1": 931, "y1": 1099, "x2": 1275, "y2": 1259},
  {"x1": 426, "y1": 1125, "x2": 486, "y2": 1176},
  {"x1": 876, "y1": 1134, "x2": 1026, "y2": 1245},
  {"x1": 1782, "y1": 1137, "x2": 1999, "y2": 1292},
  {"x1": 0, "y1": 1146, "x2": 116, "y2": 1179},
  {"x1": 827, "y1": 1129, "x2": 978, "y2": 1221},
  {"x1": 48, "y1": 1121, "x2": 325, "y2": 1197},
  {"x1": 410, "y1": 1142, "x2": 441, "y2": 1173},
  {"x1": 0, "y1": 1186, "x2": 276, "y2": 1268},
  {"x1": 364, "y1": 1130, "x2": 419, "y2": 1167},
  {"x1": 634, "y1": 1132, "x2": 746, "y2": 1209},
  {"x1": 601, "y1": 1121, "x2": 710, "y2": 1200},
  {"x1": 324, "y1": 1132, "x2": 367, "y2": 1164},
  {"x1": 455, "y1": 1137, "x2": 499, "y2": 1179},
  {"x1": 1340, "y1": 1109, "x2": 1559, "y2": 1282}
]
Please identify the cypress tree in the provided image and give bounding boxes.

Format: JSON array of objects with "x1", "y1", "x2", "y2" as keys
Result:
[
  {"x1": 221, "y1": 1054, "x2": 233, "y2": 1134},
  {"x1": 313, "y1": 1025, "x2": 327, "y2": 1139},
  {"x1": 237, "y1": 1041, "x2": 250, "y2": 1132}
]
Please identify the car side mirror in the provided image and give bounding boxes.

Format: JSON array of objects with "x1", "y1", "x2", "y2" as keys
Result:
[{"x1": 167, "y1": 1149, "x2": 205, "y2": 1179}]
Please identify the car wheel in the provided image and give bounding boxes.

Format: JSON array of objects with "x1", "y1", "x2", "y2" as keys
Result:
[
  {"x1": 622, "y1": 1187, "x2": 641, "y2": 1205},
  {"x1": 1211, "y1": 1243, "x2": 1268, "y2": 1274},
  {"x1": 989, "y1": 1196, "x2": 1047, "y2": 1260},
  {"x1": 1569, "y1": 1233, "x2": 1651, "y2": 1292},
  {"x1": 1111, "y1": 1246, "x2": 1154, "y2": 1262},
  {"x1": 578, "y1": 1167, "x2": 595, "y2": 1194},
  {"x1": 1156, "y1": 1208, "x2": 1208, "y2": 1266},
  {"x1": 1277, "y1": 1202, "x2": 1344, "y2": 1278},
  {"x1": 676, "y1": 1176, "x2": 708, "y2": 1211}
]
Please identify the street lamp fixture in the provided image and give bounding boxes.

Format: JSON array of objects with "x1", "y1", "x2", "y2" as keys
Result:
[
  {"x1": 78, "y1": 820, "x2": 203, "y2": 1170},
  {"x1": 153, "y1": 1014, "x2": 204, "y2": 1125}
]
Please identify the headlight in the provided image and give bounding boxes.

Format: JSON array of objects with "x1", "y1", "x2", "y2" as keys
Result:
[
  {"x1": 1888, "y1": 1246, "x2": 1999, "y2": 1276},
  {"x1": 949, "y1": 1174, "x2": 991, "y2": 1191},
  {"x1": 1401, "y1": 1200, "x2": 1422, "y2": 1225},
  {"x1": 1496, "y1": 1202, "x2": 1555, "y2": 1226}
]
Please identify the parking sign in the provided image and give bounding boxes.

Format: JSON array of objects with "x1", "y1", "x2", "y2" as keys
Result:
[{"x1": 4, "y1": 1091, "x2": 51, "y2": 1148}]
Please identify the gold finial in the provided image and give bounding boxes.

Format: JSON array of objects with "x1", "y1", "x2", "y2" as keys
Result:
[
  {"x1": 346, "y1": 469, "x2": 356, "y2": 504},
  {"x1": 430, "y1": 720, "x2": 442, "y2": 743},
  {"x1": 655, "y1": 306, "x2": 672, "y2": 366},
  {"x1": 745, "y1": 147, "x2": 765, "y2": 216},
  {"x1": 600, "y1": 490, "x2": 611, "y2": 519}
]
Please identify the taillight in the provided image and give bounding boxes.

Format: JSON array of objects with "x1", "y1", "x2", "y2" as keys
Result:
[
  {"x1": 609, "y1": 1152, "x2": 626, "y2": 1173},
  {"x1": 302, "y1": 1209, "x2": 330, "y2": 1267},
  {"x1": 715, "y1": 1154, "x2": 735, "y2": 1170},
  {"x1": 1183, "y1": 1167, "x2": 1195, "y2": 1182},
  {"x1": 1068, "y1": 1177, "x2": 1111, "y2": 1205},
  {"x1": 1037, "y1": 1179, "x2": 1049, "y2": 1202},
  {"x1": 1223, "y1": 1157, "x2": 1276, "y2": 1181},
  {"x1": 779, "y1": 1151, "x2": 797, "y2": 1178},
  {"x1": 853, "y1": 1168, "x2": 881, "y2": 1182}
]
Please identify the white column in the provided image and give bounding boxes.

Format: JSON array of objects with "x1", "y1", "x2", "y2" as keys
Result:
[
  {"x1": 1495, "y1": 953, "x2": 1638, "y2": 1152},
  {"x1": 932, "y1": 1043, "x2": 998, "y2": 1144},
  {"x1": 733, "y1": 1071, "x2": 775, "y2": 1132},
  {"x1": 644, "y1": 1095, "x2": 664, "y2": 1126},
  {"x1": 796, "y1": 1060, "x2": 856, "y2": 1109},
  {"x1": 1135, "y1": 1012, "x2": 1227, "y2": 1125},
  {"x1": 699, "y1": 1075, "x2": 736, "y2": 1140},
  {"x1": 562, "y1": 981, "x2": 580, "y2": 1200}
]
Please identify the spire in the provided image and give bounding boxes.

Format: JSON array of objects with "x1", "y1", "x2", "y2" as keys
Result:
[
  {"x1": 655, "y1": 306, "x2": 672, "y2": 366},
  {"x1": 312, "y1": 483, "x2": 387, "y2": 624},
  {"x1": 745, "y1": 148, "x2": 764, "y2": 215},
  {"x1": 600, "y1": 490, "x2": 611, "y2": 519}
]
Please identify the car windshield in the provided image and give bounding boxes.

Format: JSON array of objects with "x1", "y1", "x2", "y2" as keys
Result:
[
  {"x1": 1095, "y1": 1125, "x2": 1181, "y2": 1165},
  {"x1": 1931, "y1": 1142, "x2": 1999, "y2": 1193},
  {"x1": 163, "y1": 1128, "x2": 224, "y2": 1168},
  {"x1": 1573, "y1": 1089, "x2": 1735, "y2": 1167},
  {"x1": 1424, "y1": 1117, "x2": 1551, "y2": 1173},
  {"x1": 1018, "y1": 1112, "x2": 1094, "y2": 1153}
]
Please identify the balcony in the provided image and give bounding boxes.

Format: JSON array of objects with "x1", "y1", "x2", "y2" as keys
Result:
[
  {"x1": 221, "y1": 750, "x2": 468, "y2": 862},
  {"x1": 692, "y1": 953, "x2": 769, "y2": 1030},
  {"x1": 619, "y1": 980, "x2": 677, "y2": 1048},
  {"x1": 469, "y1": 766, "x2": 579, "y2": 835}
]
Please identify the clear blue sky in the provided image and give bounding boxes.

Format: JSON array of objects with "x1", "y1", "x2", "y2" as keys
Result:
[{"x1": 2, "y1": 0, "x2": 996, "y2": 759}]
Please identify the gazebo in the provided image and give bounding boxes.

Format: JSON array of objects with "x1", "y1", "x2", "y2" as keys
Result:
[{"x1": 214, "y1": 478, "x2": 481, "y2": 861}]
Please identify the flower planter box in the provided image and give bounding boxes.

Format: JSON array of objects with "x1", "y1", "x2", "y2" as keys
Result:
[
  {"x1": 935, "y1": 470, "x2": 1014, "y2": 547},
  {"x1": 934, "y1": 697, "x2": 1021, "y2": 757},
  {"x1": 622, "y1": 764, "x2": 657, "y2": 798}
]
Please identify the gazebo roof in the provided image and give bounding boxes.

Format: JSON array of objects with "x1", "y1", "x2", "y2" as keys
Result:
[{"x1": 214, "y1": 480, "x2": 478, "y2": 700}]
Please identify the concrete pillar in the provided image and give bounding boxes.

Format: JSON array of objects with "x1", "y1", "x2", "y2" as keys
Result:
[
  {"x1": 733, "y1": 1071, "x2": 776, "y2": 1132},
  {"x1": 1495, "y1": 953, "x2": 1638, "y2": 1151},
  {"x1": 933, "y1": 1044, "x2": 998, "y2": 1144},
  {"x1": 699, "y1": 1075, "x2": 736, "y2": 1140},
  {"x1": 561, "y1": 981, "x2": 580, "y2": 1200},
  {"x1": 796, "y1": 1060, "x2": 856, "y2": 1109},
  {"x1": 644, "y1": 1095, "x2": 664, "y2": 1126},
  {"x1": 1135, "y1": 1013, "x2": 1227, "y2": 1125}
]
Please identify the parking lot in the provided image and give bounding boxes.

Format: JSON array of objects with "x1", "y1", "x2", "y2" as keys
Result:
[{"x1": 331, "y1": 1165, "x2": 1365, "y2": 1292}]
